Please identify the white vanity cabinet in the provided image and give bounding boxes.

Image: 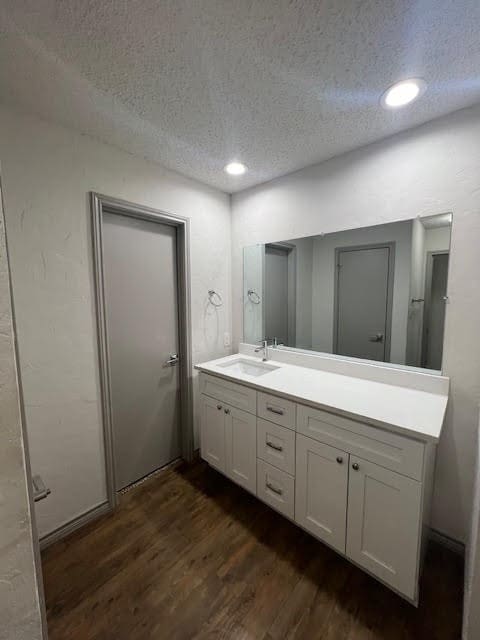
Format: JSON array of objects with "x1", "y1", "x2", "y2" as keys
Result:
[
  {"x1": 200, "y1": 394, "x2": 226, "y2": 473},
  {"x1": 199, "y1": 370, "x2": 437, "y2": 605},
  {"x1": 346, "y1": 457, "x2": 423, "y2": 600},
  {"x1": 200, "y1": 376, "x2": 257, "y2": 494},
  {"x1": 295, "y1": 434, "x2": 349, "y2": 554},
  {"x1": 224, "y1": 406, "x2": 257, "y2": 493}
]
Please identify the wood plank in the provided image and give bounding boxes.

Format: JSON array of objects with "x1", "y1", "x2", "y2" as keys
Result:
[{"x1": 42, "y1": 461, "x2": 463, "y2": 640}]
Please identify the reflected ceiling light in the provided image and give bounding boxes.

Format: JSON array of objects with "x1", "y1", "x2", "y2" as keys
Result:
[
  {"x1": 224, "y1": 161, "x2": 247, "y2": 175},
  {"x1": 381, "y1": 79, "x2": 426, "y2": 109}
]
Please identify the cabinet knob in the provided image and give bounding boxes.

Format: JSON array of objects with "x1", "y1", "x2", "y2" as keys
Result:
[
  {"x1": 336, "y1": 456, "x2": 343, "y2": 464},
  {"x1": 217, "y1": 404, "x2": 222, "y2": 410},
  {"x1": 352, "y1": 463, "x2": 359, "y2": 471},
  {"x1": 224, "y1": 408, "x2": 230, "y2": 415}
]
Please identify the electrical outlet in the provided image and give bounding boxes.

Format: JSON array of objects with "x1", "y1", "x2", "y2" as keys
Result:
[{"x1": 223, "y1": 332, "x2": 231, "y2": 348}]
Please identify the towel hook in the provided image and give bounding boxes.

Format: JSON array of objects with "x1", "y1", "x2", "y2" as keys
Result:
[
  {"x1": 208, "y1": 289, "x2": 223, "y2": 308},
  {"x1": 247, "y1": 289, "x2": 261, "y2": 304}
]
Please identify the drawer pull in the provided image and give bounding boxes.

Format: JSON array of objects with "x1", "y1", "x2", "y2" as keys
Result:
[
  {"x1": 267, "y1": 405, "x2": 285, "y2": 416},
  {"x1": 266, "y1": 481, "x2": 283, "y2": 496},
  {"x1": 266, "y1": 441, "x2": 283, "y2": 452}
]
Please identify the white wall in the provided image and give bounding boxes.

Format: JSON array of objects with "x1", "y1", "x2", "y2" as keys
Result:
[
  {"x1": 0, "y1": 106, "x2": 232, "y2": 539},
  {"x1": 0, "y1": 188, "x2": 46, "y2": 639},
  {"x1": 310, "y1": 221, "x2": 412, "y2": 363},
  {"x1": 232, "y1": 104, "x2": 480, "y2": 542},
  {"x1": 406, "y1": 218, "x2": 426, "y2": 366},
  {"x1": 243, "y1": 244, "x2": 264, "y2": 345},
  {"x1": 425, "y1": 226, "x2": 451, "y2": 252},
  {"x1": 292, "y1": 237, "x2": 313, "y2": 349},
  {"x1": 243, "y1": 238, "x2": 314, "y2": 349}
]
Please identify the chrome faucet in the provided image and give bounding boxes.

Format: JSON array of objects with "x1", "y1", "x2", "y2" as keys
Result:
[
  {"x1": 255, "y1": 338, "x2": 277, "y2": 362},
  {"x1": 254, "y1": 339, "x2": 269, "y2": 362}
]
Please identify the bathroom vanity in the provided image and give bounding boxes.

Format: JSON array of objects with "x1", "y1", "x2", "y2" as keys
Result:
[{"x1": 195, "y1": 349, "x2": 448, "y2": 605}]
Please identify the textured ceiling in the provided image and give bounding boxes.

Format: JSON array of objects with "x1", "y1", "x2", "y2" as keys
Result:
[{"x1": 1, "y1": 1, "x2": 480, "y2": 193}]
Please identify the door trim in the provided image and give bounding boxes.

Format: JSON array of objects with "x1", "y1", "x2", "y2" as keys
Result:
[
  {"x1": 91, "y1": 192, "x2": 194, "y2": 509},
  {"x1": 333, "y1": 242, "x2": 395, "y2": 362}
]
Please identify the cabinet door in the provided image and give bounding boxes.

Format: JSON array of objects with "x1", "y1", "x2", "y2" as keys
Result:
[
  {"x1": 346, "y1": 456, "x2": 422, "y2": 600},
  {"x1": 200, "y1": 395, "x2": 226, "y2": 472},
  {"x1": 295, "y1": 434, "x2": 348, "y2": 553},
  {"x1": 225, "y1": 406, "x2": 256, "y2": 494}
]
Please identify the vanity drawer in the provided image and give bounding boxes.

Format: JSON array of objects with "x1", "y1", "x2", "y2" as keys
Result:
[
  {"x1": 297, "y1": 405, "x2": 424, "y2": 480},
  {"x1": 257, "y1": 460, "x2": 295, "y2": 520},
  {"x1": 257, "y1": 392, "x2": 296, "y2": 430},
  {"x1": 200, "y1": 373, "x2": 256, "y2": 414},
  {"x1": 257, "y1": 419, "x2": 296, "y2": 475}
]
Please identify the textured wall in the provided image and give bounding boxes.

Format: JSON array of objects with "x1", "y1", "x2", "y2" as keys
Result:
[
  {"x1": 0, "y1": 186, "x2": 45, "y2": 639},
  {"x1": 232, "y1": 104, "x2": 480, "y2": 543},
  {"x1": 0, "y1": 106, "x2": 232, "y2": 539}
]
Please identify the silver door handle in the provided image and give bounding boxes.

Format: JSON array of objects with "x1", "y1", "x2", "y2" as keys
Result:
[
  {"x1": 32, "y1": 475, "x2": 51, "y2": 502},
  {"x1": 165, "y1": 353, "x2": 179, "y2": 366},
  {"x1": 266, "y1": 441, "x2": 283, "y2": 452},
  {"x1": 267, "y1": 406, "x2": 284, "y2": 416},
  {"x1": 266, "y1": 481, "x2": 283, "y2": 495},
  {"x1": 368, "y1": 333, "x2": 384, "y2": 343}
]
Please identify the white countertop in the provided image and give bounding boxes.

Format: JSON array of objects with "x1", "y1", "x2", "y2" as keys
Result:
[{"x1": 195, "y1": 354, "x2": 448, "y2": 443}]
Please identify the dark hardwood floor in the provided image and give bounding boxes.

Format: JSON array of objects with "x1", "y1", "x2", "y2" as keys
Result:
[{"x1": 42, "y1": 461, "x2": 464, "y2": 640}]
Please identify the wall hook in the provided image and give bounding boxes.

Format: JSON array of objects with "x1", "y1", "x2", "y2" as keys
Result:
[
  {"x1": 247, "y1": 289, "x2": 261, "y2": 304},
  {"x1": 208, "y1": 289, "x2": 223, "y2": 308}
]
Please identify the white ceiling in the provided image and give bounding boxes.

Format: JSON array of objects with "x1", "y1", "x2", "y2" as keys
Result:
[{"x1": 1, "y1": 1, "x2": 480, "y2": 193}]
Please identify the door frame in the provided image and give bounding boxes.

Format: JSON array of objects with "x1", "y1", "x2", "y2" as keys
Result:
[
  {"x1": 91, "y1": 192, "x2": 194, "y2": 509},
  {"x1": 333, "y1": 242, "x2": 395, "y2": 362},
  {"x1": 264, "y1": 242, "x2": 297, "y2": 346},
  {"x1": 421, "y1": 250, "x2": 449, "y2": 369}
]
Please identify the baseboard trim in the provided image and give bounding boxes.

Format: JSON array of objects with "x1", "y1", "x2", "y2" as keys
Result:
[
  {"x1": 39, "y1": 501, "x2": 113, "y2": 550},
  {"x1": 429, "y1": 527, "x2": 465, "y2": 556}
]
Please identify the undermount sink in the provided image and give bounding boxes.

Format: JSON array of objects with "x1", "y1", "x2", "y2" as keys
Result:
[{"x1": 217, "y1": 358, "x2": 279, "y2": 377}]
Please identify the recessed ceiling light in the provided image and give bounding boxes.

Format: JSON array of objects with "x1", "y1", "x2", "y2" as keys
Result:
[
  {"x1": 381, "y1": 79, "x2": 426, "y2": 109},
  {"x1": 224, "y1": 161, "x2": 247, "y2": 176}
]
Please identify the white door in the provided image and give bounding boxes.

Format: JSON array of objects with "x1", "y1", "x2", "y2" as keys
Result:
[
  {"x1": 225, "y1": 406, "x2": 256, "y2": 493},
  {"x1": 200, "y1": 395, "x2": 226, "y2": 473},
  {"x1": 295, "y1": 434, "x2": 348, "y2": 553},
  {"x1": 335, "y1": 245, "x2": 392, "y2": 361},
  {"x1": 346, "y1": 456, "x2": 422, "y2": 600},
  {"x1": 103, "y1": 213, "x2": 181, "y2": 490}
]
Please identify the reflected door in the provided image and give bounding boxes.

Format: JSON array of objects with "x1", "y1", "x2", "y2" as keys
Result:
[
  {"x1": 103, "y1": 213, "x2": 181, "y2": 490},
  {"x1": 265, "y1": 245, "x2": 289, "y2": 345},
  {"x1": 423, "y1": 252, "x2": 448, "y2": 370},
  {"x1": 335, "y1": 245, "x2": 393, "y2": 361}
]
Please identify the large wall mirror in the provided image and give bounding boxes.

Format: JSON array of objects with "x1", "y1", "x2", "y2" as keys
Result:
[{"x1": 243, "y1": 213, "x2": 452, "y2": 372}]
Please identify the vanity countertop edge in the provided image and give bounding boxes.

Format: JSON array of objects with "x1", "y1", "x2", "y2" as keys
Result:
[{"x1": 194, "y1": 354, "x2": 448, "y2": 444}]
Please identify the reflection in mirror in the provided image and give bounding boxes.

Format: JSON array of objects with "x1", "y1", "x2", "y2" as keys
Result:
[{"x1": 243, "y1": 213, "x2": 452, "y2": 371}]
